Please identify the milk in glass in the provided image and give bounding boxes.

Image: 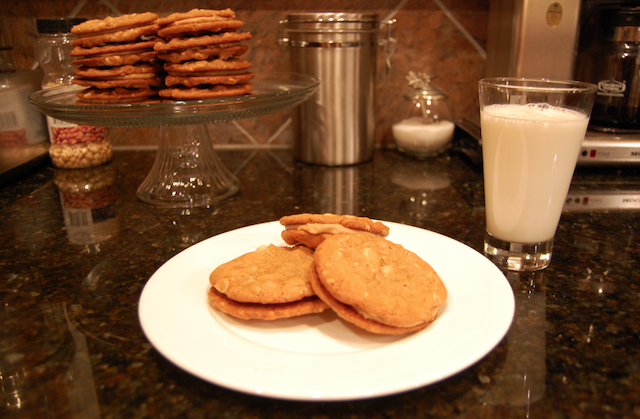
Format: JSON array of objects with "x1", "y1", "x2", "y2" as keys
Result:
[{"x1": 481, "y1": 103, "x2": 589, "y2": 244}]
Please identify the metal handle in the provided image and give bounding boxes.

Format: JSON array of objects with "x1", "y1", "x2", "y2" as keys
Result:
[
  {"x1": 381, "y1": 19, "x2": 397, "y2": 74},
  {"x1": 277, "y1": 19, "x2": 289, "y2": 46}
]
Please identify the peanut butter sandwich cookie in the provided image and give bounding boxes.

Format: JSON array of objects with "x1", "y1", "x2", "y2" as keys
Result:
[
  {"x1": 156, "y1": 8, "x2": 241, "y2": 39},
  {"x1": 70, "y1": 12, "x2": 159, "y2": 48},
  {"x1": 154, "y1": 31, "x2": 252, "y2": 55},
  {"x1": 311, "y1": 234, "x2": 447, "y2": 335},
  {"x1": 71, "y1": 38, "x2": 159, "y2": 67},
  {"x1": 163, "y1": 57, "x2": 254, "y2": 88},
  {"x1": 155, "y1": 8, "x2": 254, "y2": 100},
  {"x1": 76, "y1": 86, "x2": 159, "y2": 104},
  {"x1": 279, "y1": 213, "x2": 390, "y2": 248},
  {"x1": 208, "y1": 244, "x2": 328, "y2": 320},
  {"x1": 73, "y1": 62, "x2": 162, "y2": 89}
]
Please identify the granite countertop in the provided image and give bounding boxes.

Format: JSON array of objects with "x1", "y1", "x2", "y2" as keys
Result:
[{"x1": 1, "y1": 147, "x2": 639, "y2": 418}]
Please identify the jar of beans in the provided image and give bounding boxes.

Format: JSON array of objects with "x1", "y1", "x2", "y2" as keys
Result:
[{"x1": 36, "y1": 18, "x2": 113, "y2": 169}]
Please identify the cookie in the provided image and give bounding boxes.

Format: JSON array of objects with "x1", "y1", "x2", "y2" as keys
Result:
[
  {"x1": 71, "y1": 23, "x2": 160, "y2": 48},
  {"x1": 73, "y1": 50, "x2": 158, "y2": 67},
  {"x1": 163, "y1": 56, "x2": 252, "y2": 73},
  {"x1": 162, "y1": 56, "x2": 254, "y2": 90},
  {"x1": 312, "y1": 234, "x2": 447, "y2": 335},
  {"x1": 308, "y1": 262, "x2": 427, "y2": 335},
  {"x1": 164, "y1": 73, "x2": 255, "y2": 87},
  {"x1": 157, "y1": 8, "x2": 236, "y2": 26},
  {"x1": 76, "y1": 86, "x2": 158, "y2": 104},
  {"x1": 210, "y1": 244, "x2": 315, "y2": 304},
  {"x1": 71, "y1": 38, "x2": 159, "y2": 57},
  {"x1": 71, "y1": 39, "x2": 159, "y2": 67},
  {"x1": 72, "y1": 61, "x2": 162, "y2": 90},
  {"x1": 158, "y1": 20, "x2": 244, "y2": 39},
  {"x1": 208, "y1": 244, "x2": 329, "y2": 320},
  {"x1": 153, "y1": 32, "x2": 252, "y2": 53},
  {"x1": 75, "y1": 62, "x2": 162, "y2": 78},
  {"x1": 71, "y1": 12, "x2": 158, "y2": 35},
  {"x1": 280, "y1": 213, "x2": 390, "y2": 248},
  {"x1": 158, "y1": 83, "x2": 253, "y2": 100},
  {"x1": 157, "y1": 44, "x2": 248, "y2": 63},
  {"x1": 73, "y1": 77, "x2": 161, "y2": 89},
  {"x1": 208, "y1": 289, "x2": 328, "y2": 321}
]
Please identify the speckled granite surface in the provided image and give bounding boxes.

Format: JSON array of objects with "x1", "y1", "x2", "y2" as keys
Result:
[{"x1": 1, "y1": 148, "x2": 639, "y2": 418}]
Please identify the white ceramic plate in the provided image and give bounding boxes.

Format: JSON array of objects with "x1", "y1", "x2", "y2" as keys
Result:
[{"x1": 138, "y1": 221, "x2": 514, "y2": 401}]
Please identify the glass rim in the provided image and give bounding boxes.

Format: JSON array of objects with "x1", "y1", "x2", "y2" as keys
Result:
[{"x1": 479, "y1": 77, "x2": 597, "y2": 93}]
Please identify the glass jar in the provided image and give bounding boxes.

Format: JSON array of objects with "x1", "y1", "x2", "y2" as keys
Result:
[
  {"x1": 35, "y1": 18, "x2": 112, "y2": 169},
  {"x1": 0, "y1": 18, "x2": 48, "y2": 147},
  {"x1": 0, "y1": 70, "x2": 48, "y2": 147},
  {"x1": 392, "y1": 72, "x2": 455, "y2": 158}
]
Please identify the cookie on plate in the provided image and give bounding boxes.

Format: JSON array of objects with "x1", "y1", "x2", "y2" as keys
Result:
[
  {"x1": 208, "y1": 244, "x2": 328, "y2": 320},
  {"x1": 279, "y1": 213, "x2": 390, "y2": 248},
  {"x1": 311, "y1": 234, "x2": 447, "y2": 335},
  {"x1": 207, "y1": 290, "x2": 328, "y2": 321}
]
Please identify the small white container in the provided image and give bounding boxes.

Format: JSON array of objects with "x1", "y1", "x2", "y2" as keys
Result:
[{"x1": 393, "y1": 72, "x2": 454, "y2": 158}]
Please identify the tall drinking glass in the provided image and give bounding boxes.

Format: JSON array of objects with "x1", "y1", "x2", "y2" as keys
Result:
[{"x1": 479, "y1": 78, "x2": 597, "y2": 271}]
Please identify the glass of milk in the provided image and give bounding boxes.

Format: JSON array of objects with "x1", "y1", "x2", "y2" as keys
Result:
[{"x1": 478, "y1": 78, "x2": 597, "y2": 271}]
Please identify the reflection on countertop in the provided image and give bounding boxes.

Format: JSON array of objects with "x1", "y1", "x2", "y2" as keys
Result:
[
  {"x1": 0, "y1": 142, "x2": 49, "y2": 185},
  {"x1": 0, "y1": 148, "x2": 638, "y2": 418}
]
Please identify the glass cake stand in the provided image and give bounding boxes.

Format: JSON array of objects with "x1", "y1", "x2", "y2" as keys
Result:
[{"x1": 30, "y1": 72, "x2": 319, "y2": 208}]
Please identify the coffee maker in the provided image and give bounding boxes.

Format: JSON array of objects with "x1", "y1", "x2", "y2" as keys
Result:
[{"x1": 485, "y1": 0, "x2": 640, "y2": 166}]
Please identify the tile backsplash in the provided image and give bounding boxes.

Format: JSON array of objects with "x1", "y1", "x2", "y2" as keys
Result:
[{"x1": 3, "y1": 0, "x2": 488, "y2": 149}]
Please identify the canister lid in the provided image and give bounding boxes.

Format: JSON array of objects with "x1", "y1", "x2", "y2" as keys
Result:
[
  {"x1": 36, "y1": 18, "x2": 87, "y2": 34},
  {"x1": 280, "y1": 12, "x2": 382, "y2": 44},
  {"x1": 285, "y1": 12, "x2": 379, "y2": 24}
]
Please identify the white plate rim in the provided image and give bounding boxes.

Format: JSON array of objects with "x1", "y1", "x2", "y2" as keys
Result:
[{"x1": 138, "y1": 220, "x2": 515, "y2": 401}]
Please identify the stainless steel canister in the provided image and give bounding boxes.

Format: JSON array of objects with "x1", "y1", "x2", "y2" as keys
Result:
[{"x1": 280, "y1": 13, "x2": 391, "y2": 166}]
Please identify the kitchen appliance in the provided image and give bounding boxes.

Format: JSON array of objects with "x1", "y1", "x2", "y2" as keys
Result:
[
  {"x1": 485, "y1": 0, "x2": 640, "y2": 165},
  {"x1": 576, "y1": 6, "x2": 640, "y2": 133}
]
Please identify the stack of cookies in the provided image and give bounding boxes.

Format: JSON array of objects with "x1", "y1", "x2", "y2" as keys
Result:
[
  {"x1": 208, "y1": 213, "x2": 448, "y2": 336},
  {"x1": 154, "y1": 8, "x2": 255, "y2": 100},
  {"x1": 68, "y1": 8, "x2": 254, "y2": 103},
  {"x1": 70, "y1": 12, "x2": 162, "y2": 103}
]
